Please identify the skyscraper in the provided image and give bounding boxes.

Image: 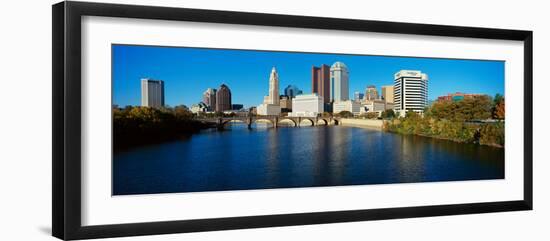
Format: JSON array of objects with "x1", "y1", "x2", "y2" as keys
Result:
[
  {"x1": 141, "y1": 78, "x2": 164, "y2": 108},
  {"x1": 311, "y1": 64, "x2": 331, "y2": 103},
  {"x1": 284, "y1": 85, "x2": 303, "y2": 98},
  {"x1": 381, "y1": 85, "x2": 394, "y2": 103},
  {"x1": 263, "y1": 67, "x2": 280, "y2": 105},
  {"x1": 330, "y1": 61, "x2": 349, "y2": 102},
  {"x1": 202, "y1": 88, "x2": 217, "y2": 111},
  {"x1": 216, "y1": 84, "x2": 232, "y2": 112},
  {"x1": 257, "y1": 67, "x2": 281, "y2": 115},
  {"x1": 365, "y1": 85, "x2": 379, "y2": 101},
  {"x1": 393, "y1": 70, "x2": 428, "y2": 115}
]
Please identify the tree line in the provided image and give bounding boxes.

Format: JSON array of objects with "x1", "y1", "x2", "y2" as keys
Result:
[
  {"x1": 113, "y1": 106, "x2": 213, "y2": 150},
  {"x1": 385, "y1": 94, "x2": 505, "y2": 147}
]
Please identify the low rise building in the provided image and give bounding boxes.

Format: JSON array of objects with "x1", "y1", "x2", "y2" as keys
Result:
[
  {"x1": 289, "y1": 94, "x2": 324, "y2": 117},
  {"x1": 190, "y1": 102, "x2": 208, "y2": 114},
  {"x1": 360, "y1": 100, "x2": 386, "y2": 115},
  {"x1": 257, "y1": 104, "x2": 281, "y2": 116},
  {"x1": 437, "y1": 92, "x2": 484, "y2": 102},
  {"x1": 384, "y1": 102, "x2": 394, "y2": 110},
  {"x1": 333, "y1": 100, "x2": 361, "y2": 115},
  {"x1": 279, "y1": 95, "x2": 292, "y2": 112}
]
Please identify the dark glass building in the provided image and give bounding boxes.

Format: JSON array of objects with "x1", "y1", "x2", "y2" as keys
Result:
[
  {"x1": 311, "y1": 64, "x2": 330, "y2": 103},
  {"x1": 216, "y1": 84, "x2": 232, "y2": 112}
]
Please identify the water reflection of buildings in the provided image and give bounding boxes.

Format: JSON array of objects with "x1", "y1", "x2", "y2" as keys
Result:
[
  {"x1": 396, "y1": 135, "x2": 426, "y2": 182},
  {"x1": 265, "y1": 127, "x2": 281, "y2": 187},
  {"x1": 327, "y1": 127, "x2": 348, "y2": 184},
  {"x1": 311, "y1": 126, "x2": 332, "y2": 185}
]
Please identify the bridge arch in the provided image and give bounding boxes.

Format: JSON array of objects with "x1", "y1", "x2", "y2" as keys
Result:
[
  {"x1": 252, "y1": 118, "x2": 275, "y2": 127},
  {"x1": 317, "y1": 119, "x2": 328, "y2": 126},
  {"x1": 298, "y1": 118, "x2": 315, "y2": 127},
  {"x1": 221, "y1": 119, "x2": 248, "y2": 127},
  {"x1": 330, "y1": 119, "x2": 339, "y2": 125},
  {"x1": 278, "y1": 118, "x2": 297, "y2": 127}
]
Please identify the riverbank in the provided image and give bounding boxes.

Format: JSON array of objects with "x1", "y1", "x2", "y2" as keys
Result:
[
  {"x1": 385, "y1": 118, "x2": 504, "y2": 148},
  {"x1": 336, "y1": 117, "x2": 503, "y2": 148},
  {"x1": 113, "y1": 106, "x2": 215, "y2": 151},
  {"x1": 338, "y1": 118, "x2": 385, "y2": 130}
]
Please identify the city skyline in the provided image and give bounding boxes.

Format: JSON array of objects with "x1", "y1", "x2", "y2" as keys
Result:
[{"x1": 113, "y1": 45, "x2": 505, "y2": 108}]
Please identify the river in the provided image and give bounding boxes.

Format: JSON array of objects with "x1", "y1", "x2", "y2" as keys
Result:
[{"x1": 113, "y1": 124, "x2": 504, "y2": 195}]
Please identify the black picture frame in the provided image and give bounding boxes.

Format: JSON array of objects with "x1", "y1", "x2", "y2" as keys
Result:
[{"x1": 52, "y1": 1, "x2": 533, "y2": 240}]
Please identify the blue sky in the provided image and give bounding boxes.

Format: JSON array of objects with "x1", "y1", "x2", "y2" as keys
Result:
[{"x1": 112, "y1": 45, "x2": 504, "y2": 108}]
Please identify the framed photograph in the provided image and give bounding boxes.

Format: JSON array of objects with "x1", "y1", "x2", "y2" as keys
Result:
[{"x1": 53, "y1": 1, "x2": 533, "y2": 240}]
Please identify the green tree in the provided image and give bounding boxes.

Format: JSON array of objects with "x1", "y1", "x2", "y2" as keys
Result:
[
  {"x1": 336, "y1": 111, "x2": 353, "y2": 118},
  {"x1": 479, "y1": 122, "x2": 505, "y2": 146},
  {"x1": 493, "y1": 93, "x2": 504, "y2": 106},
  {"x1": 365, "y1": 112, "x2": 379, "y2": 119},
  {"x1": 113, "y1": 105, "x2": 214, "y2": 150},
  {"x1": 381, "y1": 109, "x2": 395, "y2": 119},
  {"x1": 174, "y1": 105, "x2": 193, "y2": 119},
  {"x1": 427, "y1": 95, "x2": 492, "y2": 121}
]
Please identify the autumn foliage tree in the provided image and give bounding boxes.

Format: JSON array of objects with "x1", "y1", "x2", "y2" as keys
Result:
[
  {"x1": 387, "y1": 94, "x2": 505, "y2": 147},
  {"x1": 113, "y1": 106, "x2": 212, "y2": 150},
  {"x1": 493, "y1": 97, "x2": 505, "y2": 120}
]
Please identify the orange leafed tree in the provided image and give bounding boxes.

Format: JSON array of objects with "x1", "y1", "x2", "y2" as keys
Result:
[{"x1": 493, "y1": 99, "x2": 505, "y2": 119}]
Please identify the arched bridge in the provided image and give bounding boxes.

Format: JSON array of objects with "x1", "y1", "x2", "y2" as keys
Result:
[{"x1": 197, "y1": 115, "x2": 340, "y2": 129}]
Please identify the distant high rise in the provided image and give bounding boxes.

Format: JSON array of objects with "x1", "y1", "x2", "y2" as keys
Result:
[
  {"x1": 141, "y1": 78, "x2": 164, "y2": 108},
  {"x1": 394, "y1": 70, "x2": 428, "y2": 115},
  {"x1": 365, "y1": 85, "x2": 379, "y2": 101},
  {"x1": 381, "y1": 85, "x2": 394, "y2": 103},
  {"x1": 216, "y1": 84, "x2": 232, "y2": 112},
  {"x1": 202, "y1": 88, "x2": 217, "y2": 111},
  {"x1": 257, "y1": 67, "x2": 282, "y2": 115},
  {"x1": 354, "y1": 92, "x2": 364, "y2": 102},
  {"x1": 312, "y1": 64, "x2": 331, "y2": 103},
  {"x1": 263, "y1": 67, "x2": 280, "y2": 105},
  {"x1": 330, "y1": 62, "x2": 349, "y2": 102},
  {"x1": 284, "y1": 85, "x2": 303, "y2": 98}
]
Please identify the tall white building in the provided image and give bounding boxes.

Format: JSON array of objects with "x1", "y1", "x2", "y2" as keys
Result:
[
  {"x1": 393, "y1": 70, "x2": 428, "y2": 116},
  {"x1": 264, "y1": 67, "x2": 280, "y2": 105},
  {"x1": 257, "y1": 67, "x2": 281, "y2": 115},
  {"x1": 289, "y1": 94, "x2": 324, "y2": 117},
  {"x1": 330, "y1": 61, "x2": 349, "y2": 102},
  {"x1": 141, "y1": 78, "x2": 164, "y2": 108}
]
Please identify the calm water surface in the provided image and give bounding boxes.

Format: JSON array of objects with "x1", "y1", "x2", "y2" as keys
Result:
[{"x1": 113, "y1": 124, "x2": 504, "y2": 195}]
